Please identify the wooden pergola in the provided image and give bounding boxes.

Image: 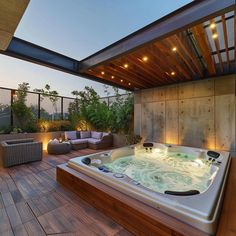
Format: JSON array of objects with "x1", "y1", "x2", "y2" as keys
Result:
[{"x1": 0, "y1": 0, "x2": 235, "y2": 91}]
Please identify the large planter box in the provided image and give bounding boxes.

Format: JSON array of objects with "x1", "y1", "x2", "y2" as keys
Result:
[{"x1": 112, "y1": 133, "x2": 127, "y2": 148}]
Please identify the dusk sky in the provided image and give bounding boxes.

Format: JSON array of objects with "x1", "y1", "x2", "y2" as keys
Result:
[{"x1": 0, "y1": 0, "x2": 192, "y2": 97}]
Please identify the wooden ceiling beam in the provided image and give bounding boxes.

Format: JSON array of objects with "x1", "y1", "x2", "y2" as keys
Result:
[
  {"x1": 127, "y1": 53, "x2": 165, "y2": 86},
  {"x1": 191, "y1": 25, "x2": 216, "y2": 76},
  {"x1": 79, "y1": 0, "x2": 235, "y2": 72},
  {"x1": 87, "y1": 69, "x2": 141, "y2": 89},
  {"x1": 148, "y1": 45, "x2": 180, "y2": 83},
  {"x1": 166, "y1": 36, "x2": 198, "y2": 76},
  {"x1": 95, "y1": 64, "x2": 149, "y2": 88},
  {"x1": 154, "y1": 42, "x2": 192, "y2": 81}
]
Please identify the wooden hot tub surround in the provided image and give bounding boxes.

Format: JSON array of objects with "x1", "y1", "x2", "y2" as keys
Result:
[{"x1": 57, "y1": 158, "x2": 234, "y2": 236}]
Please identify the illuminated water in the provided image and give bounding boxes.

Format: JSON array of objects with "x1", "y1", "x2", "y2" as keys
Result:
[{"x1": 104, "y1": 152, "x2": 215, "y2": 194}]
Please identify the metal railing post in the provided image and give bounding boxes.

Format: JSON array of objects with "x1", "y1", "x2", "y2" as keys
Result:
[
  {"x1": 61, "y1": 97, "x2": 63, "y2": 120},
  {"x1": 38, "y1": 94, "x2": 41, "y2": 119},
  {"x1": 10, "y1": 89, "x2": 14, "y2": 126}
]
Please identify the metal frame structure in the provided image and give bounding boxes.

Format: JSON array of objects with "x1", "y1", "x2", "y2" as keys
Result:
[{"x1": 0, "y1": 0, "x2": 235, "y2": 91}]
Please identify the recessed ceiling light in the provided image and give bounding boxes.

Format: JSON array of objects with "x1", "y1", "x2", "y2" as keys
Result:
[
  {"x1": 120, "y1": 79, "x2": 123, "y2": 83},
  {"x1": 212, "y1": 33, "x2": 218, "y2": 39},
  {"x1": 124, "y1": 64, "x2": 128, "y2": 68},
  {"x1": 111, "y1": 75, "x2": 115, "y2": 79},
  {"x1": 101, "y1": 71, "x2": 105, "y2": 75},
  {"x1": 210, "y1": 23, "x2": 216, "y2": 29},
  {"x1": 142, "y1": 56, "x2": 148, "y2": 62},
  {"x1": 171, "y1": 71, "x2": 175, "y2": 76},
  {"x1": 172, "y1": 47, "x2": 177, "y2": 52}
]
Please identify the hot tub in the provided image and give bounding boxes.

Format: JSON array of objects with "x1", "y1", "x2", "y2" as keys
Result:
[{"x1": 68, "y1": 143, "x2": 231, "y2": 235}]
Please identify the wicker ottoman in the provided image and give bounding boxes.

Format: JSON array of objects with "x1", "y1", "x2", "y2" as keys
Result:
[{"x1": 47, "y1": 142, "x2": 71, "y2": 155}]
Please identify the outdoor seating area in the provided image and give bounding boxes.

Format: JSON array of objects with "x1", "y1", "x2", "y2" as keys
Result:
[
  {"x1": 65, "y1": 131, "x2": 113, "y2": 150},
  {"x1": 0, "y1": 0, "x2": 236, "y2": 236}
]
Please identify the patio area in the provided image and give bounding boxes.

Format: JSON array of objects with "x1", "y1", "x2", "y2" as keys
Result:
[
  {"x1": 0, "y1": 148, "x2": 235, "y2": 236},
  {"x1": 0, "y1": 0, "x2": 236, "y2": 235},
  {"x1": 0, "y1": 148, "x2": 131, "y2": 236}
]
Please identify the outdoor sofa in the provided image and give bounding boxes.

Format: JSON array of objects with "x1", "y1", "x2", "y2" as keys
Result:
[
  {"x1": 0, "y1": 138, "x2": 42, "y2": 167},
  {"x1": 65, "y1": 131, "x2": 113, "y2": 150}
]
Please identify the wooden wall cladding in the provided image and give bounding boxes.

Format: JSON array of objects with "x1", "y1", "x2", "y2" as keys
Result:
[{"x1": 134, "y1": 74, "x2": 236, "y2": 153}]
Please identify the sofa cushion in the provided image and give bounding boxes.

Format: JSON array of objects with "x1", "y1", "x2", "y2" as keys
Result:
[
  {"x1": 80, "y1": 131, "x2": 91, "y2": 139},
  {"x1": 102, "y1": 132, "x2": 110, "y2": 137},
  {"x1": 70, "y1": 139, "x2": 88, "y2": 144},
  {"x1": 48, "y1": 139, "x2": 59, "y2": 144},
  {"x1": 88, "y1": 138, "x2": 101, "y2": 144},
  {"x1": 65, "y1": 131, "x2": 77, "y2": 140},
  {"x1": 91, "y1": 131, "x2": 102, "y2": 139}
]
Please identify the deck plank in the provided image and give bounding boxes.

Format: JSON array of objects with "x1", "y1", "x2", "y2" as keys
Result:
[{"x1": 0, "y1": 148, "x2": 132, "y2": 235}]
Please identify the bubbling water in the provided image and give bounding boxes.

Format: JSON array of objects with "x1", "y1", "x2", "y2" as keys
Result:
[{"x1": 104, "y1": 150, "x2": 216, "y2": 194}]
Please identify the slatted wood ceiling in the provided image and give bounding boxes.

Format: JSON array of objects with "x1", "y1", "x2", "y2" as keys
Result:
[{"x1": 84, "y1": 11, "x2": 235, "y2": 90}]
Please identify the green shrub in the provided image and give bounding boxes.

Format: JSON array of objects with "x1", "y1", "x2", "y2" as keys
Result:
[{"x1": 37, "y1": 119, "x2": 72, "y2": 132}]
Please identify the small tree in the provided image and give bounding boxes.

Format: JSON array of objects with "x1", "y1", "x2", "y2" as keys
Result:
[
  {"x1": 34, "y1": 84, "x2": 59, "y2": 120},
  {"x1": 11, "y1": 82, "x2": 37, "y2": 132},
  {"x1": 68, "y1": 90, "x2": 81, "y2": 129}
]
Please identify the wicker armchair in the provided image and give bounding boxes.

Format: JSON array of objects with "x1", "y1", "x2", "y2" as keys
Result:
[{"x1": 0, "y1": 138, "x2": 42, "y2": 167}]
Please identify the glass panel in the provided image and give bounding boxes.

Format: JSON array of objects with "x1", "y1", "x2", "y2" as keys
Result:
[
  {"x1": 216, "y1": 23, "x2": 225, "y2": 50},
  {"x1": 229, "y1": 49, "x2": 234, "y2": 61},
  {"x1": 0, "y1": 89, "x2": 11, "y2": 130},
  {"x1": 205, "y1": 27, "x2": 216, "y2": 52},
  {"x1": 220, "y1": 52, "x2": 227, "y2": 63},
  {"x1": 40, "y1": 96, "x2": 61, "y2": 120},
  {"x1": 99, "y1": 97, "x2": 109, "y2": 106},
  {"x1": 63, "y1": 98, "x2": 74, "y2": 119},
  {"x1": 26, "y1": 92, "x2": 38, "y2": 118},
  {"x1": 226, "y1": 17, "x2": 234, "y2": 48},
  {"x1": 213, "y1": 54, "x2": 219, "y2": 64}
]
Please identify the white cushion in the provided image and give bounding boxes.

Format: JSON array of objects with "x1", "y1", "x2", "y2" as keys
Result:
[
  {"x1": 80, "y1": 131, "x2": 91, "y2": 139},
  {"x1": 65, "y1": 131, "x2": 77, "y2": 140},
  {"x1": 49, "y1": 138, "x2": 59, "y2": 144},
  {"x1": 102, "y1": 132, "x2": 109, "y2": 137},
  {"x1": 91, "y1": 131, "x2": 102, "y2": 139}
]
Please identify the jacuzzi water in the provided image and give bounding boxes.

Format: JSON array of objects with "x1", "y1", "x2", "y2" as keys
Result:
[
  {"x1": 68, "y1": 143, "x2": 231, "y2": 235},
  {"x1": 104, "y1": 152, "x2": 214, "y2": 194}
]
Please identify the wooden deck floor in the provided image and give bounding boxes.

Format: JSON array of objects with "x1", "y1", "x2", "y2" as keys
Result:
[{"x1": 0, "y1": 149, "x2": 132, "y2": 236}]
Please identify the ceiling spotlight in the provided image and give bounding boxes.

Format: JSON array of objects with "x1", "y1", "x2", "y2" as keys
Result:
[
  {"x1": 212, "y1": 33, "x2": 218, "y2": 39},
  {"x1": 111, "y1": 75, "x2": 115, "y2": 79},
  {"x1": 142, "y1": 56, "x2": 148, "y2": 62},
  {"x1": 172, "y1": 47, "x2": 177, "y2": 52},
  {"x1": 210, "y1": 23, "x2": 216, "y2": 29},
  {"x1": 101, "y1": 71, "x2": 105, "y2": 75},
  {"x1": 171, "y1": 71, "x2": 175, "y2": 76},
  {"x1": 120, "y1": 79, "x2": 124, "y2": 83},
  {"x1": 124, "y1": 64, "x2": 129, "y2": 68}
]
